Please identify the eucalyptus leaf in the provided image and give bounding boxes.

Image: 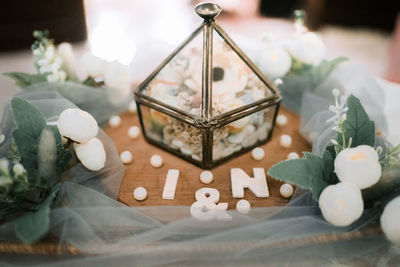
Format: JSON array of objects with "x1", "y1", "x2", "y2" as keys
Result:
[
  {"x1": 11, "y1": 98, "x2": 47, "y2": 178},
  {"x1": 310, "y1": 56, "x2": 348, "y2": 85},
  {"x1": 281, "y1": 56, "x2": 348, "y2": 113},
  {"x1": 14, "y1": 183, "x2": 61, "y2": 243},
  {"x1": 4, "y1": 72, "x2": 47, "y2": 88},
  {"x1": 338, "y1": 95, "x2": 375, "y2": 147},
  {"x1": 268, "y1": 152, "x2": 331, "y2": 200}
]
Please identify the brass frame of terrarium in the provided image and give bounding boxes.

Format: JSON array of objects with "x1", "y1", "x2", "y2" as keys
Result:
[{"x1": 134, "y1": 2, "x2": 281, "y2": 169}]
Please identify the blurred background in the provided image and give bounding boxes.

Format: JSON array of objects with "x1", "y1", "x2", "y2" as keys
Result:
[{"x1": 1, "y1": 0, "x2": 399, "y2": 102}]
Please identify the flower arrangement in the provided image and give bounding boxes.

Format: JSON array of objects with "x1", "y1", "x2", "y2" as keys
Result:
[
  {"x1": 3, "y1": 30, "x2": 132, "y2": 122},
  {"x1": 256, "y1": 11, "x2": 348, "y2": 113},
  {"x1": 268, "y1": 90, "x2": 400, "y2": 244},
  {"x1": 0, "y1": 98, "x2": 105, "y2": 243}
]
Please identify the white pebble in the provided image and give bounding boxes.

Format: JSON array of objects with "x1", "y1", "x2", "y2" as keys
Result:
[
  {"x1": 287, "y1": 152, "x2": 300, "y2": 160},
  {"x1": 128, "y1": 126, "x2": 140, "y2": 139},
  {"x1": 280, "y1": 134, "x2": 292, "y2": 148},
  {"x1": 236, "y1": 199, "x2": 251, "y2": 214},
  {"x1": 109, "y1": 115, "x2": 121, "y2": 128},
  {"x1": 150, "y1": 154, "x2": 163, "y2": 168},
  {"x1": 276, "y1": 114, "x2": 288, "y2": 127},
  {"x1": 280, "y1": 184, "x2": 294, "y2": 198},
  {"x1": 120, "y1": 151, "x2": 133, "y2": 164},
  {"x1": 128, "y1": 101, "x2": 137, "y2": 114},
  {"x1": 200, "y1": 171, "x2": 213, "y2": 184},
  {"x1": 133, "y1": 187, "x2": 147, "y2": 201},
  {"x1": 251, "y1": 147, "x2": 265, "y2": 161},
  {"x1": 274, "y1": 78, "x2": 283, "y2": 86}
]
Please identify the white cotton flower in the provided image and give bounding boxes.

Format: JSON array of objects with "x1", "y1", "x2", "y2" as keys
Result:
[
  {"x1": 57, "y1": 108, "x2": 98, "y2": 143},
  {"x1": 12, "y1": 163, "x2": 25, "y2": 176},
  {"x1": 0, "y1": 159, "x2": 9, "y2": 175},
  {"x1": 46, "y1": 74, "x2": 59, "y2": 83},
  {"x1": 287, "y1": 32, "x2": 325, "y2": 66},
  {"x1": 334, "y1": 145, "x2": 381, "y2": 189},
  {"x1": 74, "y1": 138, "x2": 106, "y2": 171},
  {"x1": 57, "y1": 42, "x2": 78, "y2": 81},
  {"x1": 259, "y1": 45, "x2": 292, "y2": 79},
  {"x1": 319, "y1": 182, "x2": 364, "y2": 227},
  {"x1": 0, "y1": 175, "x2": 12, "y2": 187},
  {"x1": 104, "y1": 61, "x2": 132, "y2": 106},
  {"x1": 381, "y1": 196, "x2": 400, "y2": 245},
  {"x1": 0, "y1": 134, "x2": 5, "y2": 144},
  {"x1": 82, "y1": 52, "x2": 106, "y2": 78},
  {"x1": 45, "y1": 45, "x2": 55, "y2": 60}
]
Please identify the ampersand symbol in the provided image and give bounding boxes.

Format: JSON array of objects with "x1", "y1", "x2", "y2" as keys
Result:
[{"x1": 190, "y1": 188, "x2": 231, "y2": 221}]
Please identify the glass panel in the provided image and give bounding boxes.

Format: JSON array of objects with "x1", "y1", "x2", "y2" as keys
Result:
[
  {"x1": 212, "y1": 105, "x2": 277, "y2": 162},
  {"x1": 140, "y1": 105, "x2": 203, "y2": 162},
  {"x1": 211, "y1": 31, "x2": 274, "y2": 116},
  {"x1": 140, "y1": 30, "x2": 203, "y2": 116}
]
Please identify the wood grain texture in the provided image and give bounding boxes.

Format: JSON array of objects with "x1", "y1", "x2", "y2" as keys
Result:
[{"x1": 104, "y1": 107, "x2": 311, "y2": 209}]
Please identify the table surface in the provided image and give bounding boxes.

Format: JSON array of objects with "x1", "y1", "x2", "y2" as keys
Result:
[{"x1": 104, "y1": 106, "x2": 311, "y2": 209}]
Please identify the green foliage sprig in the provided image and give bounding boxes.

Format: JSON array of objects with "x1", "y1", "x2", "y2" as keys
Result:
[
  {"x1": 0, "y1": 98, "x2": 72, "y2": 242},
  {"x1": 268, "y1": 94, "x2": 377, "y2": 200}
]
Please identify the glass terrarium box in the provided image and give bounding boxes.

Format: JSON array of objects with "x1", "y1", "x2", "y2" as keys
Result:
[{"x1": 134, "y1": 2, "x2": 281, "y2": 169}]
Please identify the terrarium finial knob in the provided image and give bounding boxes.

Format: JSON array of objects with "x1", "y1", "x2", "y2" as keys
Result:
[{"x1": 195, "y1": 2, "x2": 222, "y2": 21}]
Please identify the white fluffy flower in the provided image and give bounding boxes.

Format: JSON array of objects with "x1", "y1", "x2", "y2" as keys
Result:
[
  {"x1": 74, "y1": 138, "x2": 106, "y2": 171},
  {"x1": 104, "y1": 61, "x2": 132, "y2": 106},
  {"x1": 0, "y1": 159, "x2": 9, "y2": 175},
  {"x1": 334, "y1": 145, "x2": 381, "y2": 189},
  {"x1": 319, "y1": 182, "x2": 364, "y2": 227},
  {"x1": 259, "y1": 45, "x2": 292, "y2": 79},
  {"x1": 287, "y1": 32, "x2": 325, "y2": 66},
  {"x1": 57, "y1": 42, "x2": 78, "y2": 81},
  {"x1": 381, "y1": 196, "x2": 400, "y2": 245},
  {"x1": 12, "y1": 163, "x2": 25, "y2": 176},
  {"x1": 82, "y1": 52, "x2": 106, "y2": 78},
  {"x1": 57, "y1": 108, "x2": 98, "y2": 143}
]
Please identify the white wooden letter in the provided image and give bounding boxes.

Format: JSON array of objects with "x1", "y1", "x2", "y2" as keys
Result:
[
  {"x1": 190, "y1": 188, "x2": 231, "y2": 221},
  {"x1": 162, "y1": 169, "x2": 179, "y2": 200},
  {"x1": 231, "y1": 168, "x2": 269, "y2": 198}
]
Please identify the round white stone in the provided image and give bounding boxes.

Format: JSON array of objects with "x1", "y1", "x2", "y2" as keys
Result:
[
  {"x1": 128, "y1": 101, "x2": 137, "y2": 114},
  {"x1": 236, "y1": 199, "x2": 251, "y2": 214},
  {"x1": 319, "y1": 182, "x2": 364, "y2": 227},
  {"x1": 287, "y1": 152, "x2": 300, "y2": 160},
  {"x1": 128, "y1": 126, "x2": 140, "y2": 139},
  {"x1": 280, "y1": 183, "x2": 294, "y2": 198},
  {"x1": 150, "y1": 154, "x2": 163, "y2": 168},
  {"x1": 120, "y1": 150, "x2": 133, "y2": 164},
  {"x1": 200, "y1": 171, "x2": 213, "y2": 184},
  {"x1": 381, "y1": 196, "x2": 400, "y2": 245},
  {"x1": 251, "y1": 147, "x2": 265, "y2": 161},
  {"x1": 280, "y1": 134, "x2": 292, "y2": 148},
  {"x1": 276, "y1": 114, "x2": 288, "y2": 127},
  {"x1": 133, "y1": 187, "x2": 147, "y2": 201},
  {"x1": 109, "y1": 115, "x2": 121, "y2": 128}
]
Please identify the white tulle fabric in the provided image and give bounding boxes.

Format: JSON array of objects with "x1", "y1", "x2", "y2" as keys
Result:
[{"x1": 0, "y1": 66, "x2": 398, "y2": 266}]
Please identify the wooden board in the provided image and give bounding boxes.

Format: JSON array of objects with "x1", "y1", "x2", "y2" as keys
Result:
[{"x1": 104, "y1": 107, "x2": 311, "y2": 209}]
